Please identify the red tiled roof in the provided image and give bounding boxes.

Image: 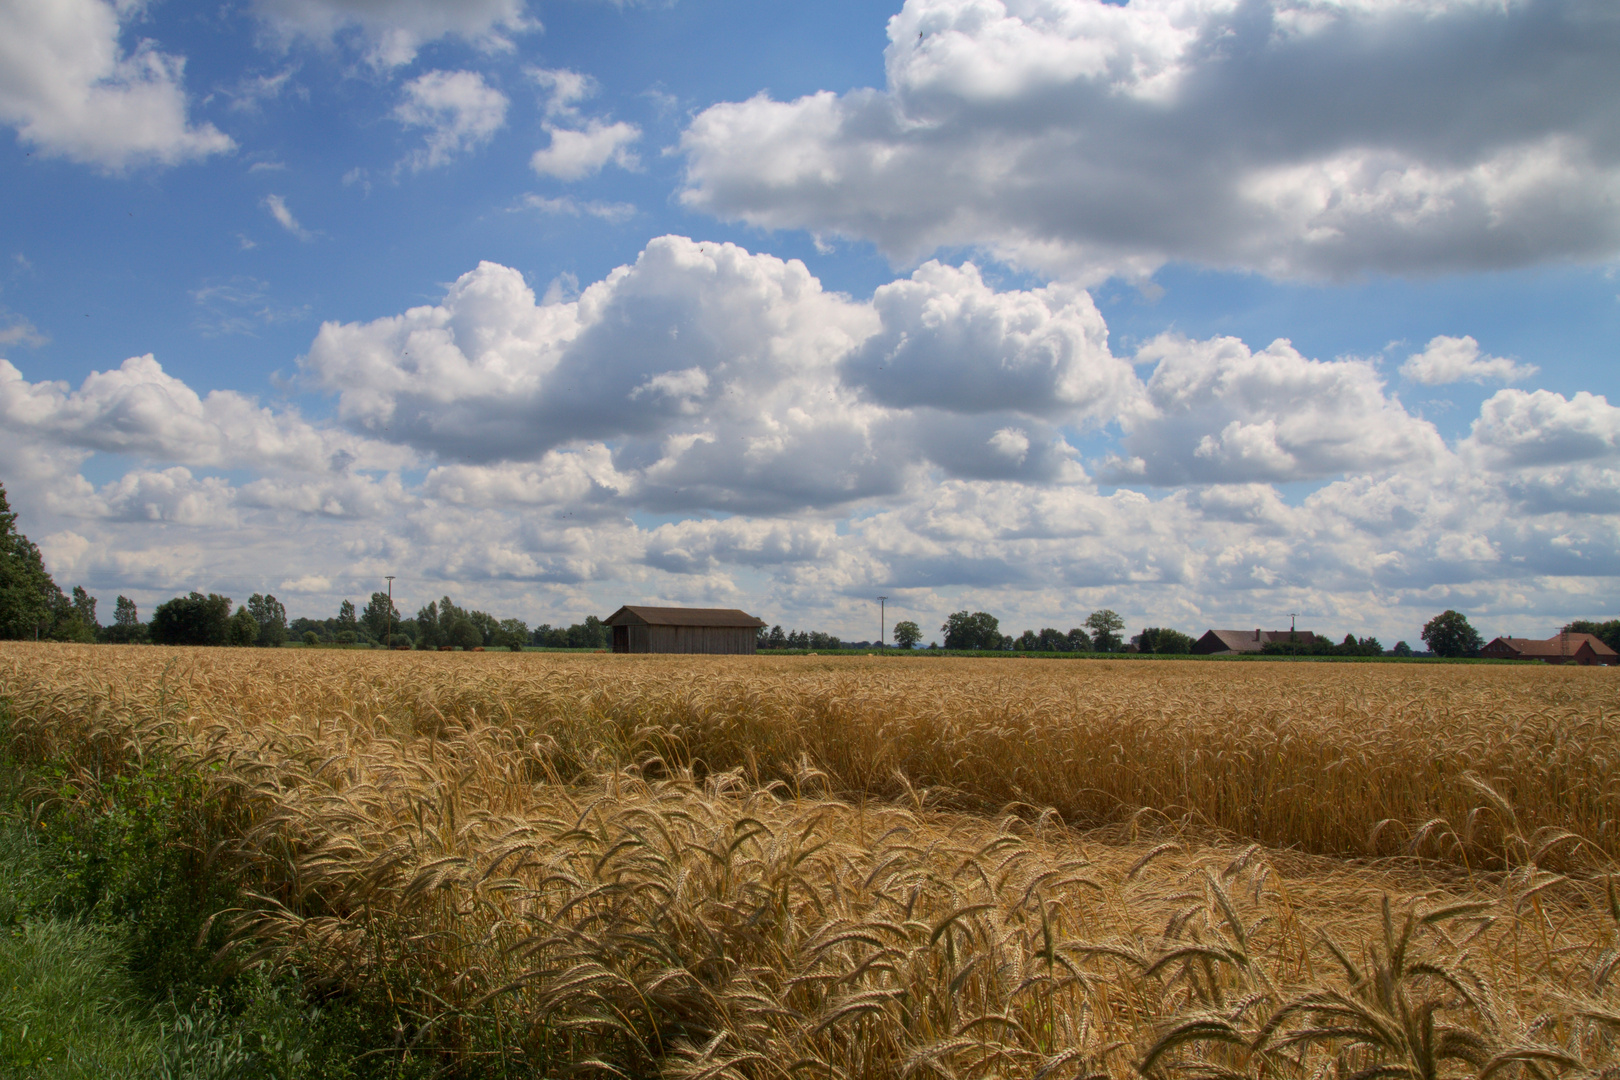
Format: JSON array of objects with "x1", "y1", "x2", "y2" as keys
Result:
[{"x1": 1484, "y1": 633, "x2": 1617, "y2": 658}]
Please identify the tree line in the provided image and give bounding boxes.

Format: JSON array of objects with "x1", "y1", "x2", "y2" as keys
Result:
[
  {"x1": 113, "y1": 590, "x2": 614, "y2": 651},
  {"x1": 0, "y1": 481, "x2": 1605, "y2": 659}
]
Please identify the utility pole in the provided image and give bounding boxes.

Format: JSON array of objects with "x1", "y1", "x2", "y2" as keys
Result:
[
  {"x1": 385, "y1": 576, "x2": 395, "y2": 650},
  {"x1": 1289, "y1": 612, "x2": 1298, "y2": 658},
  {"x1": 877, "y1": 596, "x2": 888, "y2": 647}
]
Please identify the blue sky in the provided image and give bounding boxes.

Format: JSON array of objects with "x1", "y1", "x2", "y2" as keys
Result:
[{"x1": 2, "y1": 0, "x2": 1618, "y2": 645}]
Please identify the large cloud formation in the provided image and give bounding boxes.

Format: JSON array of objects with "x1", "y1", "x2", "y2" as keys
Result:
[
  {"x1": 0, "y1": 0, "x2": 233, "y2": 169},
  {"x1": 6, "y1": 237, "x2": 1619, "y2": 641},
  {"x1": 680, "y1": 0, "x2": 1620, "y2": 281}
]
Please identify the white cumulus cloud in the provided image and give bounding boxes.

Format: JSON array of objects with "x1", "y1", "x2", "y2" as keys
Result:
[
  {"x1": 531, "y1": 118, "x2": 640, "y2": 180},
  {"x1": 0, "y1": 355, "x2": 401, "y2": 473},
  {"x1": 1465, "y1": 389, "x2": 1620, "y2": 469},
  {"x1": 0, "y1": 0, "x2": 233, "y2": 169},
  {"x1": 843, "y1": 261, "x2": 1136, "y2": 422},
  {"x1": 1400, "y1": 335, "x2": 1537, "y2": 385},
  {"x1": 1113, "y1": 334, "x2": 1445, "y2": 485},
  {"x1": 254, "y1": 0, "x2": 533, "y2": 68},
  {"x1": 394, "y1": 70, "x2": 508, "y2": 170},
  {"x1": 12, "y1": 238, "x2": 1620, "y2": 642},
  {"x1": 679, "y1": 0, "x2": 1620, "y2": 282}
]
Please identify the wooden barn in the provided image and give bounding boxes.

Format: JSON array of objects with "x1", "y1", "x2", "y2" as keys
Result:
[
  {"x1": 603, "y1": 605, "x2": 768, "y2": 654},
  {"x1": 1192, "y1": 628, "x2": 1322, "y2": 655}
]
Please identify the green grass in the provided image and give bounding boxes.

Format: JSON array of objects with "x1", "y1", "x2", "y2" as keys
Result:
[
  {"x1": 0, "y1": 729, "x2": 446, "y2": 1079},
  {"x1": 0, "y1": 913, "x2": 162, "y2": 1078},
  {"x1": 0, "y1": 810, "x2": 171, "y2": 1078}
]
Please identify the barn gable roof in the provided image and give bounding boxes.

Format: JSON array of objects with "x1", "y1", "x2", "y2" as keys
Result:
[
  {"x1": 1194, "y1": 629, "x2": 1321, "y2": 654},
  {"x1": 1485, "y1": 633, "x2": 1617, "y2": 659},
  {"x1": 603, "y1": 605, "x2": 767, "y2": 629}
]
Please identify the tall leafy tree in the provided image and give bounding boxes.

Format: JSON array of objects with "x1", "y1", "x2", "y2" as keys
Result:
[
  {"x1": 495, "y1": 618, "x2": 529, "y2": 651},
  {"x1": 0, "y1": 481, "x2": 64, "y2": 639},
  {"x1": 247, "y1": 593, "x2": 288, "y2": 647},
  {"x1": 1422, "y1": 610, "x2": 1483, "y2": 658},
  {"x1": 941, "y1": 611, "x2": 1003, "y2": 650},
  {"x1": 892, "y1": 620, "x2": 922, "y2": 649},
  {"x1": 415, "y1": 601, "x2": 441, "y2": 649},
  {"x1": 448, "y1": 618, "x2": 482, "y2": 650},
  {"x1": 226, "y1": 605, "x2": 260, "y2": 646},
  {"x1": 150, "y1": 593, "x2": 233, "y2": 646},
  {"x1": 1035, "y1": 628, "x2": 1071, "y2": 652},
  {"x1": 1134, "y1": 627, "x2": 1192, "y2": 654},
  {"x1": 103, "y1": 595, "x2": 147, "y2": 644},
  {"x1": 361, "y1": 591, "x2": 399, "y2": 643},
  {"x1": 1085, "y1": 610, "x2": 1125, "y2": 652},
  {"x1": 71, "y1": 586, "x2": 99, "y2": 631}
]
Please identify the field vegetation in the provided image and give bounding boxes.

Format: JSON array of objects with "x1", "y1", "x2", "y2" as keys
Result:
[{"x1": 2, "y1": 644, "x2": 1619, "y2": 1078}]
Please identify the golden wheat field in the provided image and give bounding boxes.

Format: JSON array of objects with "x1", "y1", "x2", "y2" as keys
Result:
[{"x1": 4, "y1": 643, "x2": 1620, "y2": 1079}]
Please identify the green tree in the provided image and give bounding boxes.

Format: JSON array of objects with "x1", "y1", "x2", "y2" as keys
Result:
[
  {"x1": 1392, "y1": 640, "x2": 1413, "y2": 657},
  {"x1": 415, "y1": 600, "x2": 441, "y2": 649},
  {"x1": 941, "y1": 610, "x2": 1002, "y2": 650},
  {"x1": 892, "y1": 620, "x2": 922, "y2": 649},
  {"x1": 468, "y1": 609, "x2": 501, "y2": 646},
  {"x1": 247, "y1": 593, "x2": 287, "y2": 647},
  {"x1": 226, "y1": 605, "x2": 260, "y2": 646},
  {"x1": 71, "y1": 586, "x2": 99, "y2": 630},
  {"x1": 337, "y1": 599, "x2": 358, "y2": 635},
  {"x1": 1034, "y1": 628, "x2": 1070, "y2": 652},
  {"x1": 150, "y1": 592, "x2": 233, "y2": 646},
  {"x1": 495, "y1": 618, "x2": 529, "y2": 651},
  {"x1": 1085, "y1": 609, "x2": 1125, "y2": 652},
  {"x1": 102, "y1": 594, "x2": 148, "y2": 643},
  {"x1": 1066, "y1": 627, "x2": 1093, "y2": 652},
  {"x1": 565, "y1": 615, "x2": 609, "y2": 649},
  {"x1": 1421, "y1": 610, "x2": 1483, "y2": 658},
  {"x1": 361, "y1": 591, "x2": 399, "y2": 643},
  {"x1": 448, "y1": 618, "x2": 482, "y2": 650},
  {"x1": 1134, "y1": 627, "x2": 1192, "y2": 654},
  {"x1": 303, "y1": 630, "x2": 319, "y2": 646},
  {"x1": 0, "y1": 481, "x2": 65, "y2": 639}
]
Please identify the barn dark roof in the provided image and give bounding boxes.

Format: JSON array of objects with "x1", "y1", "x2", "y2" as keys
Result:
[
  {"x1": 1193, "y1": 628, "x2": 1321, "y2": 654},
  {"x1": 603, "y1": 605, "x2": 767, "y2": 628}
]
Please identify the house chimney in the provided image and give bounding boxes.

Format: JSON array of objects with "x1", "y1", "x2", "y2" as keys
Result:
[{"x1": 1254, "y1": 628, "x2": 1261, "y2": 641}]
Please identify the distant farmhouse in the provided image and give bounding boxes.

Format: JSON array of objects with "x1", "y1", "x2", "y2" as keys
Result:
[
  {"x1": 1481, "y1": 632, "x2": 1617, "y2": 666},
  {"x1": 1192, "y1": 628, "x2": 1322, "y2": 655},
  {"x1": 603, "y1": 605, "x2": 768, "y2": 654}
]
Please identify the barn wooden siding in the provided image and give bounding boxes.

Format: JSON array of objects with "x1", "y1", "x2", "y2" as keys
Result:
[
  {"x1": 617, "y1": 624, "x2": 758, "y2": 654},
  {"x1": 604, "y1": 606, "x2": 767, "y2": 655}
]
